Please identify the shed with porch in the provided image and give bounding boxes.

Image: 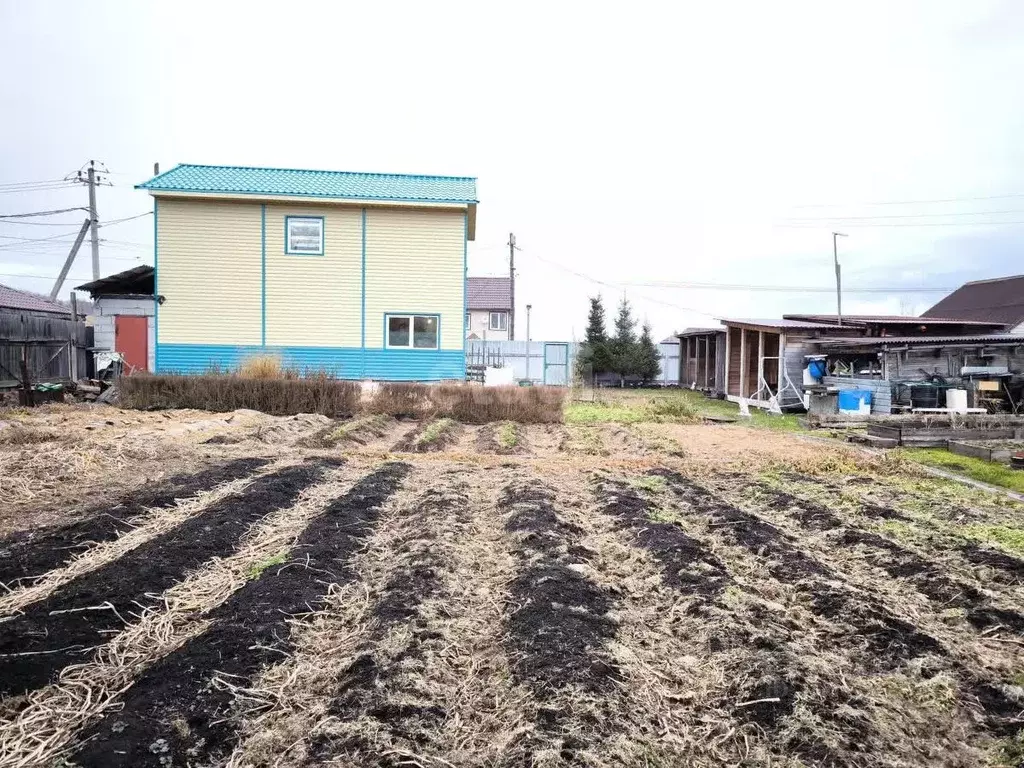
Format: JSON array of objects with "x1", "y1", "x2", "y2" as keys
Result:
[{"x1": 77, "y1": 266, "x2": 157, "y2": 374}]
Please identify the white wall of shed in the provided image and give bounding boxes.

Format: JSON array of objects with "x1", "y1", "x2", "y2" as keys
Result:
[{"x1": 93, "y1": 296, "x2": 156, "y2": 372}]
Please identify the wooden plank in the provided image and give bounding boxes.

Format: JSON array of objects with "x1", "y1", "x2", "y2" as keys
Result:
[{"x1": 868, "y1": 425, "x2": 902, "y2": 439}]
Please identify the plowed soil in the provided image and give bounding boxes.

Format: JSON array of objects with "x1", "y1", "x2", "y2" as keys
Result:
[{"x1": 0, "y1": 406, "x2": 1022, "y2": 767}]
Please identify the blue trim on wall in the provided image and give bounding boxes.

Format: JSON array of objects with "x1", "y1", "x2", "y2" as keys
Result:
[
  {"x1": 156, "y1": 344, "x2": 464, "y2": 381},
  {"x1": 382, "y1": 312, "x2": 441, "y2": 350},
  {"x1": 284, "y1": 215, "x2": 325, "y2": 255},
  {"x1": 153, "y1": 198, "x2": 159, "y2": 371},
  {"x1": 260, "y1": 204, "x2": 267, "y2": 346},
  {"x1": 360, "y1": 207, "x2": 367, "y2": 377},
  {"x1": 462, "y1": 212, "x2": 468, "y2": 379}
]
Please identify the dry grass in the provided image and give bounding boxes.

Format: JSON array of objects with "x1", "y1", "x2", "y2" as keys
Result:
[
  {"x1": 0, "y1": 425, "x2": 62, "y2": 446},
  {"x1": 0, "y1": 462, "x2": 356, "y2": 768},
  {"x1": 120, "y1": 374, "x2": 361, "y2": 417},
  {"x1": 238, "y1": 354, "x2": 291, "y2": 380}
]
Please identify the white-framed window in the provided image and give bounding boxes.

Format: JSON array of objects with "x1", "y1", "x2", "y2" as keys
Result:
[
  {"x1": 386, "y1": 314, "x2": 440, "y2": 349},
  {"x1": 489, "y1": 311, "x2": 508, "y2": 331},
  {"x1": 285, "y1": 216, "x2": 324, "y2": 255}
]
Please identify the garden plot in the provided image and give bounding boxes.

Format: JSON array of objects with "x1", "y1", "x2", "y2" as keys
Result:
[{"x1": 0, "y1": 405, "x2": 1022, "y2": 767}]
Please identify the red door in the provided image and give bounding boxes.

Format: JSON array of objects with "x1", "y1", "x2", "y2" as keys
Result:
[{"x1": 115, "y1": 316, "x2": 148, "y2": 373}]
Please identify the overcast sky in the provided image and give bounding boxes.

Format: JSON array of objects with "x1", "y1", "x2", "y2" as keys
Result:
[{"x1": 2, "y1": 1, "x2": 1023, "y2": 341}]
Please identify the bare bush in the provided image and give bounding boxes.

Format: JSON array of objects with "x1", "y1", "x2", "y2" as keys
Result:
[
  {"x1": 120, "y1": 374, "x2": 361, "y2": 417},
  {"x1": 433, "y1": 384, "x2": 565, "y2": 423},
  {"x1": 364, "y1": 383, "x2": 434, "y2": 418}
]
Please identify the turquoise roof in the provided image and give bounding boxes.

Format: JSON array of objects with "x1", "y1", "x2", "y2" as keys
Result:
[{"x1": 137, "y1": 163, "x2": 477, "y2": 203}]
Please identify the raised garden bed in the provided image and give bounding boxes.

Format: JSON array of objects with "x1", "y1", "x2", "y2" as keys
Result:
[{"x1": 949, "y1": 439, "x2": 1024, "y2": 464}]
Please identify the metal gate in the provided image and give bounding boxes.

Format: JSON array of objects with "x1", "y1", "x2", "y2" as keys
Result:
[{"x1": 543, "y1": 343, "x2": 569, "y2": 385}]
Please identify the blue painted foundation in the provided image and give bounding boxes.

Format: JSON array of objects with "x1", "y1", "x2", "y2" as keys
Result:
[{"x1": 157, "y1": 344, "x2": 465, "y2": 381}]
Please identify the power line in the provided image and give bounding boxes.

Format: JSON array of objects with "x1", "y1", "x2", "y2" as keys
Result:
[
  {"x1": 519, "y1": 248, "x2": 718, "y2": 319},
  {"x1": 792, "y1": 191, "x2": 1024, "y2": 208},
  {"x1": 0, "y1": 178, "x2": 69, "y2": 189},
  {"x1": 0, "y1": 207, "x2": 88, "y2": 219},
  {"x1": 615, "y1": 279, "x2": 954, "y2": 293},
  {"x1": 782, "y1": 208, "x2": 1024, "y2": 222},
  {"x1": 0, "y1": 183, "x2": 79, "y2": 195},
  {"x1": 778, "y1": 219, "x2": 1024, "y2": 229},
  {"x1": 0, "y1": 230, "x2": 83, "y2": 249}
]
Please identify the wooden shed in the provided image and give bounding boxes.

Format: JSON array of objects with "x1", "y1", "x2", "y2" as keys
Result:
[
  {"x1": 718, "y1": 318, "x2": 842, "y2": 409},
  {"x1": 678, "y1": 328, "x2": 726, "y2": 391},
  {"x1": 0, "y1": 284, "x2": 89, "y2": 390}
]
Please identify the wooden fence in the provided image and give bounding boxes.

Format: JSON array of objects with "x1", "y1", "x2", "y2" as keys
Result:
[{"x1": 0, "y1": 310, "x2": 91, "y2": 388}]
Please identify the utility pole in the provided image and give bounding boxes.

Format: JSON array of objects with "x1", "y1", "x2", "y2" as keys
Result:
[
  {"x1": 86, "y1": 161, "x2": 100, "y2": 279},
  {"x1": 508, "y1": 232, "x2": 516, "y2": 340},
  {"x1": 526, "y1": 303, "x2": 532, "y2": 342},
  {"x1": 832, "y1": 232, "x2": 847, "y2": 327},
  {"x1": 50, "y1": 218, "x2": 93, "y2": 299}
]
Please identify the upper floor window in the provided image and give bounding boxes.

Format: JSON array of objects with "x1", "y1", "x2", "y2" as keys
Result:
[
  {"x1": 466, "y1": 312, "x2": 471, "y2": 330},
  {"x1": 386, "y1": 314, "x2": 439, "y2": 349},
  {"x1": 285, "y1": 216, "x2": 324, "y2": 255},
  {"x1": 489, "y1": 311, "x2": 507, "y2": 331}
]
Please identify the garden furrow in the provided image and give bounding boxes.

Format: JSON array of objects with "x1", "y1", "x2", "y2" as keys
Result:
[
  {"x1": 229, "y1": 466, "x2": 529, "y2": 767},
  {"x1": 69, "y1": 461, "x2": 411, "y2": 768},
  {"x1": 309, "y1": 470, "x2": 494, "y2": 764},
  {"x1": 655, "y1": 468, "x2": 1020, "y2": 763},
  {"x1": 0, "y1": 460, "x2": 335, "y2": 698},
  {"x1": 0, "y1": 459, "x2": 360, "y2": 768},
  {"x1": 0, "y1": 457, "x2": 268, "y2": 589}
]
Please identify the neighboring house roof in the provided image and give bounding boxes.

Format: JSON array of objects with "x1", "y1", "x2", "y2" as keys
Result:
[
  {"x1": 467, "y1": 277, "x2": 511, "y2": 310},
  {"x1": 659, "y1": 336, "x2": 681, "y2": 345},
  {"x1": 719, "y1": 318, "x2": 838, "y2": 330},
  {"x1": 0, "y1": 284, "x2": 72, "y2": 315},
  {"x1": 678, "y1": 327, "x2": 725, "y2": 337},
  {"x1": 783, "y1": 313, "x2": 1003, "y2": 327},
  {"x1": 818, "y1": 334, "x2": 1024, "y2": 347},
  {"x1": 76, "y1": 266, "x2": 154, "y2": 298},
  {"x1": 137, "y1": 164, "x2": 478, "y2": 204},
  {"x1": 921, "y1": 274, "x2": 1024, "y2": 328}
]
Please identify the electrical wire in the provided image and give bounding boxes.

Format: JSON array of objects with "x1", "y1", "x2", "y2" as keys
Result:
[
  {"x1": 615, "y1": 280, "x2": 954, "y2": 293},
  {"x1": 0, "y1": 184, "x2": 79, "y2": 194},
  {"x1": 792, "y1": 191, "x2": 1024, "y2": 208},
  {"x1": 0, "y1": 207, "x2": 87, "y2": 219},
  {"x1": 778, "y1": 219, "x2": 1024, "y2": 229},
  {"x1": 0, "y1": 230, "x2": 83, "y2": 249},
  {"x1": 518, "y1": 248, "x2": 718, "y2": 319},
  {"x1": 781, "y1": 208, "x2": 1024, "y2": 222}
]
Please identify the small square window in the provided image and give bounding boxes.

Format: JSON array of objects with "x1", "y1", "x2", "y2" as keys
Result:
[
  {"x1": 386, "y1": 314, "x2": 440, "y2": 349},
  {"x1": 286, "y1": 216, "x2": 324, "y2": 255},
  {"x1": 489, "y1": 312, "x2": 507, "y2": 331}
]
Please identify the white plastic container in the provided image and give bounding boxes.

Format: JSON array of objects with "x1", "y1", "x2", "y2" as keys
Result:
[{"x1": 946, "y1": 388, "x2": 968, "y2": 414}]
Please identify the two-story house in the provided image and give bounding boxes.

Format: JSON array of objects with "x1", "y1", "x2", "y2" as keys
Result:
[
  {"x1": 137, "y1": 164, "x2": 477, "y2": 380},
  {"x1": 465, "y1": 276, "x2": 511, "y2": 340}
]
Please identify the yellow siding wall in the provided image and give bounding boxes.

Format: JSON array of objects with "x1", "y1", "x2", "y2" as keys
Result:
[
  {"x1": 157, "y1": 198, "x2": 261, "y2": 344},
  {"x1": 264, "y1": 204, "x2": 362, "y2": 346},
  {"x1": 364, "y1": 208, "x2": 465, "y2": 350}
]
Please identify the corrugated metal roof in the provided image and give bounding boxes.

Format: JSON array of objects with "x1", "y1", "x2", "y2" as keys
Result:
[
  {"x1": 783, "y1": 313, "x2": 1002, "y2": 326},
  {"x1": 720, "y1": 318, "x2": 838, "y2": 330},
  {"x1": 0, "y1": 284, "x2": 72, "y2": 315},
  {"x1": 467, "y1": 277, "x2": 510, "y2": 310},
  {"x1": 76, "y1": 266, "x2": 154, "y2": 297},
  {"x1": 816, "y1": 334, "x2": 1024, "y2": 346},
  {"x1": 137, "y1": 163, "x2": 478, "y2": 203},
  {"x1": 922, "y1": 274, "x2": 1024, "y2": 328},
  {"x1": 678, "y1": 327, "x2": 725, "y2": 337}
]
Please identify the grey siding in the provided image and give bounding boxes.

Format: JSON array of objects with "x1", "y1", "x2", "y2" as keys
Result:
[
  {"x1": 822, "y1": 376, "x2": 893, "y2": 414},
  {"x1": 93, "y1": 296, "x2": 156, "y2": 372}
]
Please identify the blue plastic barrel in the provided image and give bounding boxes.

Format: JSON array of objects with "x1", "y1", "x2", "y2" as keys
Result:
[
  {"x1": 838, "y1": 390, "x2": 872, "y2": 413},
  {"x1": 808, "y1": 360, "x2": 827, "y2": 379}
]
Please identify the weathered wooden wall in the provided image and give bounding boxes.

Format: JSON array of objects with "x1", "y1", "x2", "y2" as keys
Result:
[
  {"x1": 822, "y1": 376, "x2": 893, "y2": 414},
  {"x1": 0, "y1": 309, "x2": 90, "y2": 387}
]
